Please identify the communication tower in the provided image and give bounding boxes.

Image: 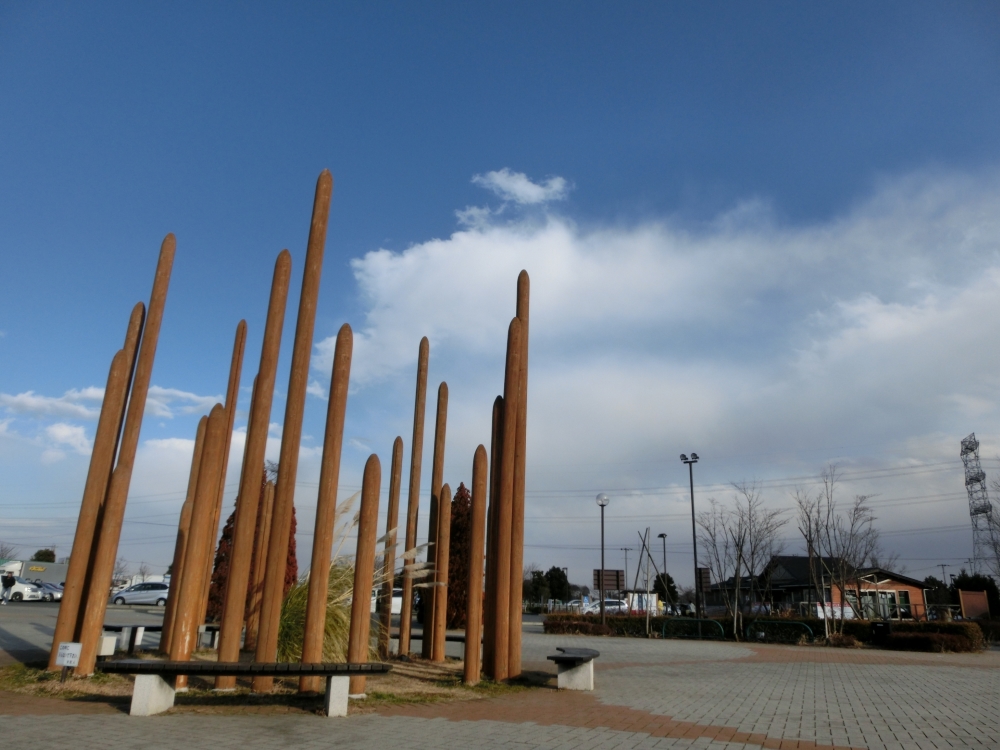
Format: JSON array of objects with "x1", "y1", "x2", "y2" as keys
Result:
[{"x1": 959, "y1": 433, "x2": 999, "y2": 575}]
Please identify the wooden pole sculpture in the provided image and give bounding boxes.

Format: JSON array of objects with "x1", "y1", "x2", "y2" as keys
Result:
[
  {"x1": 431, "y1": 484, "x2": 452, "y2": 662},
  {"x1": 378, "y1": 436, "x2": 404, "y2": 660},
  {"x1": 254, "y1": 170, "x2": 332, "y2": 692},
  {"x1": 421, "y1": 382, "x2": 448, "y2": 659},
  {"x1": 347, "y1": 454, "x2": 381, "y2": 697},
  {"x1": 300, "y1": 324, "x2": 353, "y2": 693},
  {"x1": 216, "y1": 250, "x2": 291, "y2": 683},
  {"x1": 464, "y1": 445, "x2": 488, "y2": 684},
  {"x1": 508, "y1": 271, "x2": 530, "y2": 678},
  {"x1": 160, "y1": 416, "x2": 207, "y2": 656},
  {"x1": 482, "y1": 396, "x2": 502, "y2": 678},
  {"x1": 244, "y1": 479, "x2": 275, "y2": 650},
  {"x1": 48, "y1": 302, "x2": 144, "y2": 670},
  {"x1": 398, "y1": 337, "x2": 428, "y2": 656},
  {"x1": 76, "y1": 235, "x2": 175, "y2": 676},
  {"x1": 197, "y1": 320, "x2": 246, "y2": 624},
  {"x1": 490, "y1": 318, "x2": 521, "y2": 681},
  {"x1": 169, "y1": 405, "x2": 228, "y2": 666}
]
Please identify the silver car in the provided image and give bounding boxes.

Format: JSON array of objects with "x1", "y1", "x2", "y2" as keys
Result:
[{"x1": 111, "y1": 582, "x2": 170, "y2": 606}]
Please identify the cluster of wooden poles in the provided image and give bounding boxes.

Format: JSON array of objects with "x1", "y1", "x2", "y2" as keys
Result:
[{"x1": 46, "y1": 170, "x2": 530, "y2": 690}]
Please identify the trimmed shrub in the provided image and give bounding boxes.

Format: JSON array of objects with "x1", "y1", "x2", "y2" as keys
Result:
[
  {"x1": 542, "y1": 619, "x2": 612, "y2": 636},
  {"x1": 884, "y1": 632, "x2": 978, "y2": 653},
  {"x1": 828, "y1": 634, "x2": 861, "y2": 648}
]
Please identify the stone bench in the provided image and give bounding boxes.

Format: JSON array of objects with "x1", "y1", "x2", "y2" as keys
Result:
[
  {"x1": 546, "y1": 647, "x2": 599, "y2": 691},
  {"x1": 96, "y1": 660, "x2": 391, "y2": 717}
]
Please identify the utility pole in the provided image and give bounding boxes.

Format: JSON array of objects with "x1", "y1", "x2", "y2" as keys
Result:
[
  {"x1": 657, "y1": 533, "x2": 671, "y2": 608},
  {"x1": 621, "y1": 547, "x2": 632, "y2": 613}
]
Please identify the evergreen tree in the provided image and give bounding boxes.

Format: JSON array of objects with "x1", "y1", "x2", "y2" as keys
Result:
[
  {"x1": 653, "y1": 571, "x2": 678, "y2": 605},
  {"x1": 30, "y1": 548, "x2": 56, "y2": 563},
  {"x1": 446, "y1": 483, "x2": 472, "y2": 628},
  {"x1": 544, "y1": 566, "x2": 571, "y2": 601}
]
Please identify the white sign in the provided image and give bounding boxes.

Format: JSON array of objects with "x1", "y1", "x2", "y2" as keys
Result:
[{"x1": 55, "y1": 642, "x2": 82, "y2": 668}]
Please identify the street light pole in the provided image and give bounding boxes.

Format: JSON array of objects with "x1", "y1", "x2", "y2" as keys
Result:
[
  {"x1": 596, "y1": 493, "x2": 609, "y2": 625},
  {"x1": 680, "y1": 453, "x2": 700, "y2": 619},
  {"x1": 621, "y1": 547, "x2": 632, "y2": 614}
]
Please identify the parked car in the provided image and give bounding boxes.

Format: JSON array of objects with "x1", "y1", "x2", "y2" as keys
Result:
[
  {"x1": 7, "y1": 577, "x2": 44, "y2": 602},
  {"x1": 111, "y1": 582, "x2": 170, "y2": 606},
  {"x1": 368, "y1": 588, "x2": 404, "y2": 614},
  {"x1": 39, "y1": 582, "x2": 64, "y2": 602},
  {"x1": 583, "y1": 599, "x2": 627, "y2": 615}
]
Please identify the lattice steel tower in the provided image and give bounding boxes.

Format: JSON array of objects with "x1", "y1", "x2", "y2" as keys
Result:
[{"x1": 960, "y1": 433, "x2": 999, "y2": 575}]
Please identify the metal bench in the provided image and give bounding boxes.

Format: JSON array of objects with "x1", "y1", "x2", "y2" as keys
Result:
[
  {"x1": 96, "y1": 660, "x2": 391, "y2": 717},
  {"x1": 546, "y1": 647, "x2": 599, "y2": 691}
]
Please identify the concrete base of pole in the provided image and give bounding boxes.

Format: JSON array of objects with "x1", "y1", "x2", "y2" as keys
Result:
[
  {"x1": 131, "y1": 674, "x2": 176, "y2": 716},
  {"x1": 324, "y1": 676, "x2": 350, "y2": 717}
]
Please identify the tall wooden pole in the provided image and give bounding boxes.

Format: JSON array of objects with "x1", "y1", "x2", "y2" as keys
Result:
[
  {"x1": 48, "y1": 302, "x2": 144, "y2": 670},
  {"x1": 300, "y1": 324, "x2": 353, "y2": 692},
  {"x1": 160, "y1": 416, "x2": 207, "y2": 656},
  {"x1": 398, "y1": 337, "x2": 428, "y2": 656},
  {"x1": 215, "y1": 250, "x2": 291, "y2": 685},
  {"x1": 254, "y1": 171, "x2": 332, "y2": 692},
  {"x1": 490, "y1": 318, "x2": 521, "y2": 681},
  {"x1": 378, "y1": 436, "x2": 404, "y2": 659},
  {"x1": 197, "y1": 320, "x2": 246, "y2": 624},
  {"x1": 347, "y1": 454, "x2": 381, "y2": 697},
  {"x1": 169, "y1": 405, "x2": 227, "y2": 666},
  {"x1": 431, "y1": 484, "x2": 452, "y2": 662},
  {"x1": 508, "y1": 271, "x2": 530, "y2": 678},
  {"x1": 422, "y1": 382, "x2": 448, "y2": 659},
  {"x1": 482, "y1": 396, "x2": 502, "y2": 678},
  {"x1": 244, "y1": 479, "x2": 275, "y2": 651},
  {"x1": 76, "y1": 235, "x2": 175, "y2": 676},
  {"x1": 464, "y1": 445, "x2": 488, "y2": 685}
]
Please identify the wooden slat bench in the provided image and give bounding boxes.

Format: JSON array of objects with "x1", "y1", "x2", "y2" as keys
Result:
[
  {"x1": 96, "y1": 660, "x2": 392, "y2": 717},
  {"x1": 546, "y1": 647, "x2": 599, "y2": 691}
]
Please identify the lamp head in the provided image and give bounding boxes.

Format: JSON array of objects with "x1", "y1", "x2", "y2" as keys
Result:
[
  {"x1": 657, "y1": 532, "x2": 667, "y2": 539},
  {"x1": 690, "y1": 452, "x2": 699, "y2": 461},
  {"x1": 679, "y1": 454, "x2": 688, "y2": 462},
  {"x1": 596, "y1": 493, "x2": 610, "y2": 507}
]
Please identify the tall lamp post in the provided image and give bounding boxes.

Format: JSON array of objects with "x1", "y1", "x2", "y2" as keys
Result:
[
  {"x1": 657, "y1": 532, "x2": 670, "y2": 608},
  {"x1": 596, "y1": 493, "x2": 609, "y2": 625},
  {"x1": 680, "y1": 453, "x2": 700, "y2": 618}
]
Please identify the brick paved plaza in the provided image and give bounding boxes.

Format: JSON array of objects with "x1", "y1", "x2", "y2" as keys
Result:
[{"x1": 2, "y1": 631, "x2": 998, "y2": 750}]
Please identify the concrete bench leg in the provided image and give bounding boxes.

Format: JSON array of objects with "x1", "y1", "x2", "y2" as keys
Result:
[
  {"x1": 324, "y1": 675, "x2": 350, "y2": 717},
  {"x1": 556, "y1": 660, "x2": 594, "y2": 691},
  {"x1": 131, "y1": 674, "x2": 176, "y2": 716}
]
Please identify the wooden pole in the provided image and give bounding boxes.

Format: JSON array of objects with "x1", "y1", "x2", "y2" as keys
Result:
[
  {"x1": 300, "y1": 324, "x2": 353, "y2": 692},
  {"x1": 422, "y1": 382, "x2": 448, "y2": 659},
  {"x1": 244, "y1": 479, "x2": 275, "y2": 650},
  {"x1": 76, "y1": 235, "x2": 175, "y2": 676},
  {"x1": 197, "y1": 320, "x2": 246, "y2": 625},
  {"x1": 160, "y1": 416, "x2": 207, "y2": 656},
  {"x1": 347, "y1": 454, "x2": 381, "y2": 697},
  {"x1": 47, "y1": 302, "x2": 143, "y2": 670},
  {"x1": 464, "y1": 445, "x2": 488, "y2": 684},
  {"x1": 508, "y1": 271, "x2": 529, "y2": 678},
  {"x1": 169, "y1": 405, "x2": 228, "y2": 666},
  {"x1": 490, "y1": 318, "x2": 521, "y2": 681},
  {"x1": 398, "y1": 337, "x2": 428, "y2": 657},
  {"x1": 254, "y1": 171, "x2": 332, "y2": 692},
  {"x1": 482, "y1": 396, "x2": 502, "y2": 679},
  {"x1": 431, "y1": 484, "x2": 452, "y2": 662},
  {"x1": 216, "y1": 249, "x2": 291, "y2": 684},
  {"x1": 378, "y1": 436, "x2": 404, "y2": 659}
]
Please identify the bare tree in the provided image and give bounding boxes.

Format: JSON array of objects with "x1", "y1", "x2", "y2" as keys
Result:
[
  {"x1": 137, "y1": 562, "x2": 150, "y2": 582},
  {"x1": 697, "y1": 497, "x2": 745, "y2": 637},
  {"x1": 797, "y1": 466, "x2": 883, "y2": 633},
  {"x1": 0, "y1": 541, "x2": 18, "y2": 561},
  {"x1": 113, "y1": 556, "x2": 130, "y2": 584},
  {"x1": 697, "y1": 482, "x2": 788, "y2": 640}
]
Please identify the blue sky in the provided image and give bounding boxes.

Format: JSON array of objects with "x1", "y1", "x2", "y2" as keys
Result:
[{"x1": 2, "y1": 3, "x2": 1000, "y2": 587}]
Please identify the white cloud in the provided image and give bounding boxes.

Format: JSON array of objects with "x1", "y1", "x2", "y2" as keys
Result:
[
  {"x1": 145, "y1": 386, "x2": 222, "y2": 418},
  {"x1": 0, "y1": 388, "x2": 104, "y2": 419},
  {"x1": 306, "y1": 379, "x2": 328, "y2": 400},
  {"x1": 472, "y1": 168, "x2": 568, "y2": 205},
  {"x1": 45, "y1": 423, "x2": 92, "y2": 455}
]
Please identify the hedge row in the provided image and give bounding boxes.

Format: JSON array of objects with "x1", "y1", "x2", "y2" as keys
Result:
[{"x1": 542, "y1": 613, "x2": 986, "y2": 651}]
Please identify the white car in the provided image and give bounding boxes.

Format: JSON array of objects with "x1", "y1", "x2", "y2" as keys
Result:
[
  {"x1": 369, "y1": 588, "x2": 404, "y2": 614},
  {"x1": 583, "y1": 599, "x2": 627, "y2": 615},
  {"x1": 6, "y1": 577, "x2": 44, "y2": 602}
]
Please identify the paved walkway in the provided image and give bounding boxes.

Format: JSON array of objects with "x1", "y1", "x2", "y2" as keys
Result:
[{"x1": 3, "y1": 632, "x2": 998, "y2": 749}]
